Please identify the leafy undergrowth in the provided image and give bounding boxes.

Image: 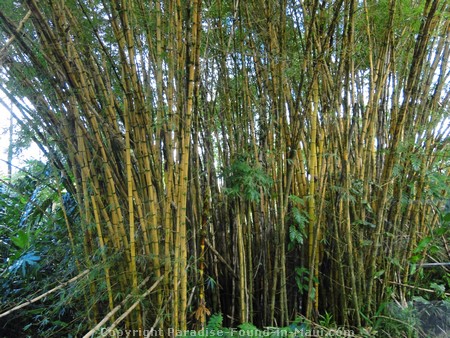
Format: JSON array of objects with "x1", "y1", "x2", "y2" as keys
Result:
[
  {"x1": 176, "y1": 314, "x2": 356, "y2": 337},
  {"x1": 177, "y1": 306, "x2": 450, "y2": 338}
]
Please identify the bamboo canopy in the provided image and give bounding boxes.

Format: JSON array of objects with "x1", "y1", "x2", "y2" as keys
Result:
[{"x1": 0, "y1": 0, "x2": 449, "y2": 335}]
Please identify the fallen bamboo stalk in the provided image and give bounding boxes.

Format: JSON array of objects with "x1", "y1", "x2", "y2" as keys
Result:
[
  {"x1": 385, "y1": 280, "x2": 450, "y2": 297},
  {"x1": 204, "y1": 238, "x2": 238, "y2": 279},
  {"x1": 95, "y1": 275, "x2": 164, "y2": 337},
  {"x1": 419, "y1": 262, "x2": 450, "y2": 268},
  {"x1": 82, "y1": 275, "x2": 152, "y2": 338},
  {"x1": 0, "y1": 269, "x2": 89, "y2": 318}
]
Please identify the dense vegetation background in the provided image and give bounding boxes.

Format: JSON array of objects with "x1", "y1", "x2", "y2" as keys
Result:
[{"x1": 0, "y1": 0, "x2": 449, "y2": 337}]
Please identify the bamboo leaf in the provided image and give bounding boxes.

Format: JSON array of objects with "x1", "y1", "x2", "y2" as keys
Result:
[{"x1": 11, "y1": 229, "x2": 29, "y2": 249}]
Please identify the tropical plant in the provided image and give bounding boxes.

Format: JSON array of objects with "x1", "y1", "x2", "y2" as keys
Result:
[{"x1": 0, "y1": 161, "x2": 84, "y2": 337}]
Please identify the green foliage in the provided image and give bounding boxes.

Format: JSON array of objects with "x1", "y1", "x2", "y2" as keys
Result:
[
  {"x1": 289, "y1": 223, "x2": 305, "y2": 246},
  {"x1": 294, "y1": 267, "x2": 317, "y2": 299},
  {"x1": 372, "y1": 302, "x2": 420, "y2": 338},
  {"x1": 10, "y1": 229, "x2": 30, "y2": 249},
  {"x1": 206, "y1": 275, "x2": 217, "y2": 290},
  {"x1": 288, "y1": 195, "x2": 308, "y2": 250},
  {"x1": 430, "y1": 283, "x2": 446, "y2": 299},
  {"x1": 319, "y1": 311, "x2": 335, "y2": 328},
  {"x1": 0, "y1": 161, "x2": 83, "y2": 337},
  {"x1": 222, "y1": 156, "x2": 272, "y2": 203},
  {"x1": 410, "y1": 237, "x2": 432, "y2": 264},
  {"x1": 206, "y1": 313, "x2": 223, "y2": 330},
  {"x1": 354, "y1": 0, "x2": 425, "y2": 71},
  {"x1": 409, "y1": 210, "x2": 450, "y2": 297},
  {"x1": 8, "y1": 250, "x2": 41, "y2": 277},
  {"x1": 178, "y1": 314, "x2": 312, "y2": 337},
  {"x1": 371, "y1": 298, "x2": 450, "y2": 338}
]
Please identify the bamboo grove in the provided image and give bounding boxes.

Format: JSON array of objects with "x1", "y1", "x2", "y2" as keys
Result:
[{"x1": 1, "y1": 0, "x2": 450, "y2": 335}]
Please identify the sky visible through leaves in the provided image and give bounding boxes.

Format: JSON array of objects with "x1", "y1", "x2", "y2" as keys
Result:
[{"x1": 0, "y1": 98, "x2": 43, "y2": 175}]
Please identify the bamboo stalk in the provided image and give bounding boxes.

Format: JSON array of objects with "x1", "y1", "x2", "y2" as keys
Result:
[{"x1": 91, "y1": 195, "x2": 115, "y2": 315}]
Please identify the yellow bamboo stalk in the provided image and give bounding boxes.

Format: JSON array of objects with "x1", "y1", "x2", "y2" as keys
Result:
[
  {"x1": 91, "y1": 195, "x2": 115, "y2": 316},
  {"x1": 124, "y1": 98, "x2": 141, "y2": 332},
  {"x1": 236, "y1": 202, "x2": 248, "y2": 323},
  {"x1": 306, "y1": 75, "x2": 318, "y2": 320},
  {"x1": 173, "y1": 0, "x2": 202, "y2": 330}
]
